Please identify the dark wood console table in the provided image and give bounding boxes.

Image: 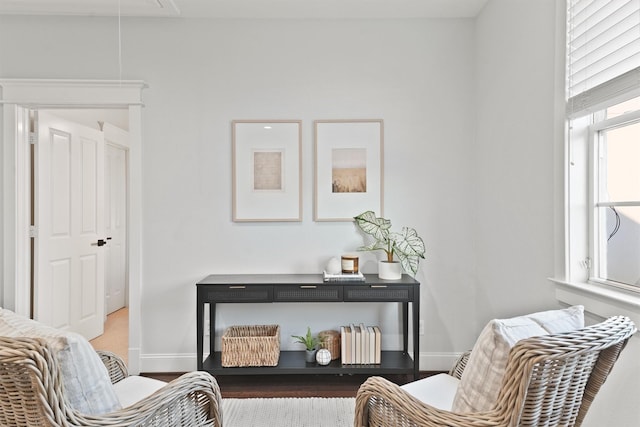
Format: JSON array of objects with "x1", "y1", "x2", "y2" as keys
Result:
[{"x1": 196, "y1": 274, "x2": 420, "y2": 380}]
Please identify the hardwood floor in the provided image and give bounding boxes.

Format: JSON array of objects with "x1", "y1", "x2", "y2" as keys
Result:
[
  {"x1": 143, "y1": 373, "x2": 429, "y2": 399},
  {"x1": 216, "y1": 374, "x2": 368, "y2": 398},
  {"x1": 89, "y1": 307, "x2": 129, "y2": 365}
]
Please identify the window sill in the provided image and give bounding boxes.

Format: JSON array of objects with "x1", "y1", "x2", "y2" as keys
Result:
[{"x1": 550, "y1": 278, "x2": 640, "y2": 327}]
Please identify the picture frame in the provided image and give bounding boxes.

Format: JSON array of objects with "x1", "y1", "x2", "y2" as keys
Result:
[
  {"x1": 232, "y1": 120, "x2": 302, "y2": 222},
  {"x1": 314, "y1": 119, "x2": 384, "y2": 221}
]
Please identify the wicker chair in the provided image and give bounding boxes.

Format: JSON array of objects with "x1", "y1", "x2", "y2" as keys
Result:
[
  {"x1": 355, "y1": 315, "x2": 636, "y2": 427},
  {"x1": 0, "y1": 336, "x2": 222, "y2": 426}
]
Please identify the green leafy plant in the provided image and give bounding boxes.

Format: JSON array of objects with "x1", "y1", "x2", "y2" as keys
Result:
[
  {"x1": 353, "y1": 210, "x2": 426, "y2": 277},
  {"x1": 291, "y1": 327, "x2": 321, "y2": 351}
]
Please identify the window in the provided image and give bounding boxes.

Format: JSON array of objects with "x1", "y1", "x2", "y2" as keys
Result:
[
  {"x1": 591, "y1": 101, "x2": 640, "y2": 290},
  {"x1": 564, "y1": 0, "x2": 640, "y2": 293}
]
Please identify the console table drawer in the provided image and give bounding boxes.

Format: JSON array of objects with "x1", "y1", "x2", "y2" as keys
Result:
[
  {"x1": 206, "y1": 285, "x2": 273, "y2": 302},
  {"x1": 344, "y1": 285, "x2": 413, "y2": 302},
  {"x1": 273, "y1": 285, "x2": 342, "y2": 302}
]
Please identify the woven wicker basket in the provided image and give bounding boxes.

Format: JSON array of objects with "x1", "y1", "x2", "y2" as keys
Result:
[
  {"x1": 221, "y1": 325, "x2": 280, "y2": 367},
  {"x1": 318, "y1": 330, "x2": 341, "y2": 360}
]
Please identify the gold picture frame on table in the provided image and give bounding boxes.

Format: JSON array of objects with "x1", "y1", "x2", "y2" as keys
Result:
[
  {"x1": 232, "y1": 120, "x2": 302, "y2": 222},
  {"x1": 314, "y1": 119, "x2": 384, "y2": 221}
]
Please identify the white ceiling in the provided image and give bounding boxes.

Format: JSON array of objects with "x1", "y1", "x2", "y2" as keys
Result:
[{"x1": 0, "y1": 0, "x2": 489, "y2": 19}]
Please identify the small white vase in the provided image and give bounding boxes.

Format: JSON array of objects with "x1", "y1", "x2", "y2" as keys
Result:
[
  {"x1": 378, "y1": 261, "x2": 402, "y2": 280},
  {"x1": 325, "y1": 257, "x2": 341, "y2": 274}
]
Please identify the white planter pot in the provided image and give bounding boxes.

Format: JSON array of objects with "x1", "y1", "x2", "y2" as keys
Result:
[{"x1": 378, "y1": 261, "x2": 402, "y2": 280}]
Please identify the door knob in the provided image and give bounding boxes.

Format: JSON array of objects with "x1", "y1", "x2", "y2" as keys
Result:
[{"x1": 96, "y1": 239, "x2": 107, "y2": 247}]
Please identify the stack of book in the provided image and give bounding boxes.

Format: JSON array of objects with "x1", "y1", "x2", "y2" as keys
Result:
[
  {"x1": 340, "y1": 324, "x2": 381, "y2": 364},
  {"x1": 322, "y1": 271, "x2": 365, "y2": 282}
]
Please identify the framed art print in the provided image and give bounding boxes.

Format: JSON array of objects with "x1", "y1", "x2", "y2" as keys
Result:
[
  {"x1": 232, "y1": 120, "x2": 302, "y2": 222},
  {"x1": 314, "y1": 119, "x2": 383, "y2": 221}
]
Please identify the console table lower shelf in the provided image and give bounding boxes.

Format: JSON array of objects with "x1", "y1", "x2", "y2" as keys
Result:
[{"x1": 201, "y1": 350, "x2": 415, "y2": 376}]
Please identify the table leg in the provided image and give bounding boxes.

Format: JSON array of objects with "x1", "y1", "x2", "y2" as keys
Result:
[
  {"x1": 196, "y1": 293, "x2": 204, "y2": 371},
  {"x1": 209, "y1": 303, "x2": 216, "y2": 357},
  {"x1": 402, "y1": 302, "x2": 409, "y2": 353},
  {"x1": 412, "y1": 287, "x2": 420, "y2": 380}
]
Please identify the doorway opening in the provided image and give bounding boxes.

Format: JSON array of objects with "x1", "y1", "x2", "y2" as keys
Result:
[{"x1": 1, "y1": 78, "x2": 145, "y2": 374}]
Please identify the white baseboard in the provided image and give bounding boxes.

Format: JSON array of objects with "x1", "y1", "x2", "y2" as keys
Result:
[
  {"x1": 140, "y1": 353, "x2": 198, "y2": 373},
  {"x1": 138, "y1": 351, "x2": 464, "y2": 374}
]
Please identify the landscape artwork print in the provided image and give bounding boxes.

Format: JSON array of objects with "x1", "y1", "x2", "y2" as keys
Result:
[
  {"x1": 314, "y1": 119, "x2": 381, "y2": 221},
  {"x1": 331, "y1": 148, "x2": 367, "y2": 193},
  {"x1": 253, "y1": 150, "x2": 283, "y2": 191}
]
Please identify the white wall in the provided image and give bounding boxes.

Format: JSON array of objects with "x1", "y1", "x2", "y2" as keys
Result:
[{"x1": 474, "y1": 0, "x2": 558, "y2": 321}]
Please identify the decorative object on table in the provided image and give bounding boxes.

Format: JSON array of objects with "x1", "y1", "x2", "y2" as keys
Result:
[
  {"x1": 325, "y1": 257, "x2": 342, "y2": 275},
  {"x1": 353, "y1": 210, "x2": 426, "y2": 279},
  {"x1": 341, "y1": 255, "x2": 359, "y2": 274},
  {"x1": 315, "y1": 348, "x2": 332, "y2": 366},
  {"x1": 292, "y1": 326, "x2": 322, "y2": 363},
  {"x1": 340, "y1": 324, "x2": 381, "y2": 365},
  {"x1": 318, "y1": 330, "x2": 341, "y2": 360},
  {"x1": 232, "y1": 120, "x2": 302, "y2": 222},
  {"x1": 313, "y1": 119, "x2": 383, "y2": 221},
  {"x1": 221, "y1": 324, "x2": 281, "y2": 367},
  {"x1": 322, "y1": 271, "x2": 365, "y2": 282}
]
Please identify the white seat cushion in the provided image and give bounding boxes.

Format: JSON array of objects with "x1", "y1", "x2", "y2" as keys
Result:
[
  {"x1": 0, "y1": 308, "x2": 122, "y2": 415},
  {"x1": 452, "y1": 306, "x2": 584, "y2": 414},
  {"x1": 112, "y1": 376, "x2": 168, "y2": 408},
  {"x1": 401, "y1": 373, "x2": 459, "y2": 410}
]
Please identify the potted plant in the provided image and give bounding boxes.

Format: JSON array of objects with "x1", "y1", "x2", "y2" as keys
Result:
[
  {"x1": 292, "y1": 327, "x2": 322, "y2": 362},
  {"x1": 353, "y1": 210, "x2": 426, "y2": 280}
]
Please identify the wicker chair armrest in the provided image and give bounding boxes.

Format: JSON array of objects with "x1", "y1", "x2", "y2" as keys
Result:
[
  {"x1": 75, "y1": 371, "x2": 222, "y2": 427},
  {"x1": 355, "y1": 376, "x2": 501, "y2": 427},
  {"x1": 96, "y1": 350, "x2": 129, "y2": 384},
  {"x1": 448, "y1": 350, "x2": 471, "y2": 379}
]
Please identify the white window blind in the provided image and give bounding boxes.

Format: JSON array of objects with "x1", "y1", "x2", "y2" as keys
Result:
[{"x1": 567, "y1": 0, "x2": 640, "y2": 116}]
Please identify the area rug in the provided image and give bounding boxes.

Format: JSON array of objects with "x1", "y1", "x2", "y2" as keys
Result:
[{"x1": 221, "y1": 397, "x2": 355, "y2": 427}]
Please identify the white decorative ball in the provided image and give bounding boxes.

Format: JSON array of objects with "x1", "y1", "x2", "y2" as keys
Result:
[
  {"x1": 316, "y1": 348, "x2": 332, "y2": 366},
  {"x1": 325, "y1": 257, "x2": 341, "y2": 275}
]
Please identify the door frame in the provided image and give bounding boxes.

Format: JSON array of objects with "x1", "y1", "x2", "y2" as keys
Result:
[
  {"x1": 1, "y1": 79, "x2": 146, "y2": 374},
  {"x1": 104, "y1": 123, "x2": 130, "y2": 314}
]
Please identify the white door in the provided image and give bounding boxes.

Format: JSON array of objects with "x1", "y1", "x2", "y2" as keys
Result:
[
  {"x1": 105, "y1": 136, "x2": 128, "y2": 314},
  {"x1": 34, "y1": 111, "x2": 106, "y2": 340}
]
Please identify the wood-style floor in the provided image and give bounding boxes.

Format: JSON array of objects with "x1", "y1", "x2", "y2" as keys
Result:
[
  {"x1": 91, "y1": 309, "x2": 431, "y2": 398},
  {"x1": 145, "y1": 372, "x2": 418, "y2": 398},
  {"x1": 89, "y1": 307, "x2": 129, "y2": 365}
]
